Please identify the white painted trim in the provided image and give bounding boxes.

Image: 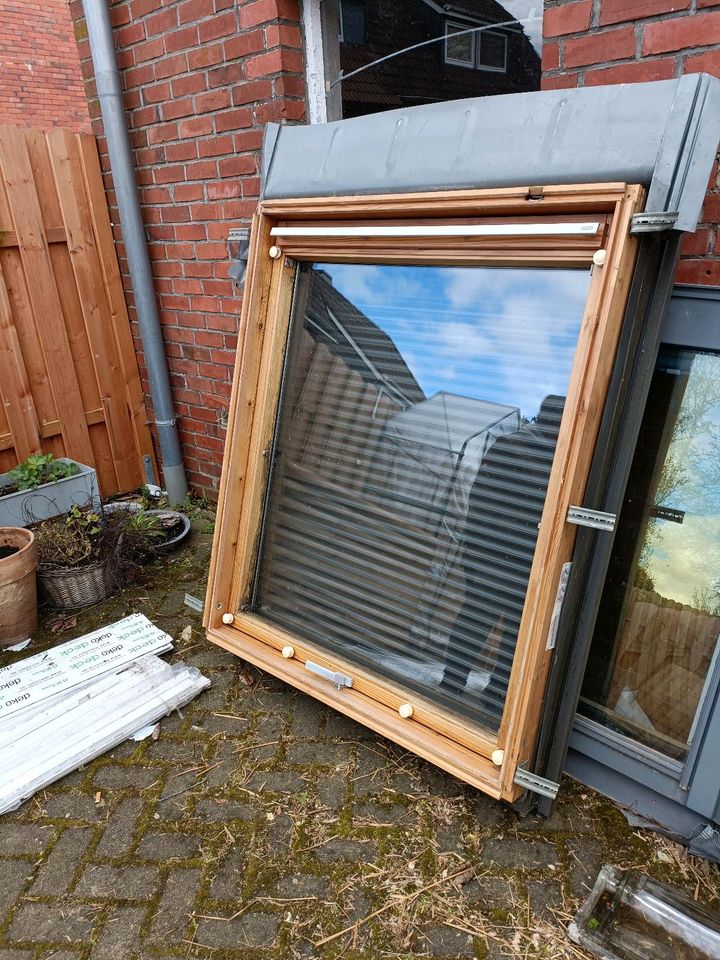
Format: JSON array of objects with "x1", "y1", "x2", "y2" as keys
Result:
[
  {"x1": 0, "y1": 657, "x2": 210, "y2": 814},
  {"x1": 0, "y1": 613, "x2": 172, "y2": 720},
  {"x1": 301, "y1": 0, "x2": 327, "y2": 124},
  {"x1": 444, "y1": 19, "x2": 477, "y2": 69},
  {"x1": 478, "y1": 28, "x2": 508, "y2": 74},
  {"x1": 271, "y1": 222, "x2": 601, "y2": 238}
]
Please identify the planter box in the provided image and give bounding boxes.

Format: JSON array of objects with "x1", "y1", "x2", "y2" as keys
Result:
[{"x1": 0, "y1": 460, "x2": 100, "y2": 528}]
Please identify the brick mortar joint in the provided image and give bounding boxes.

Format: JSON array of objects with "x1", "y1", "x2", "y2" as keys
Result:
[{"x1": 545, "y1": 5, "x2": 720, "y2": 38}]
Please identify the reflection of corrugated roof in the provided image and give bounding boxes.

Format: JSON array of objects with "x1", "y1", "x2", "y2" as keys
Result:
[
  {"x1": 306, "y1": 268, "x2": 425, "y2": 406},
  {"x1": 386, "y1": 391, "x2": 519, "y2": 454}
]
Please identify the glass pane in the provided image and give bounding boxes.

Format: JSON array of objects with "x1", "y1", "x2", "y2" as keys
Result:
[
  {"x1": 254, "y1": 263, "x2": 590, "y2": 733},
  {"x1": 445, "y1": 25, "x2": 474, "y2": 65},
  {"x1": 337, "y1": 2, "x2": 541, "y2": 121},
  {"x1": 340, "y1": 0, "x2": 365, "y2": 45},
  {"x1": 480, "y1": 32, "x2": 507, "y2": 70},
  {"x1": 580, "y1": 348, "x2": 720, "y2": 761}
]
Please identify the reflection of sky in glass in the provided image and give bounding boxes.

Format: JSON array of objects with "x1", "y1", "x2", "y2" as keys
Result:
[
  {"x1": 645, "y1": 352, "x2": 720, "y2": 606},
  {"x1": 319, "y1": 263, "x2": 590, "y2": 423}
]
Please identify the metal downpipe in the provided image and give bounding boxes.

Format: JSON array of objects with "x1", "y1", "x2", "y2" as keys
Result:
[{"x1": 80, "y1": 0, "x2": 188, "y2": 504}]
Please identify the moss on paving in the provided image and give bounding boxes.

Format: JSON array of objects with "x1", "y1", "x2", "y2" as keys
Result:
[{"x1": 0, "y1": 505, "x2": 718, "y2": 959}]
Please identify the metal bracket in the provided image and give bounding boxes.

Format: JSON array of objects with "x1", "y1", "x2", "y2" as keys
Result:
[
  {"x1": 305, "y1": 660, "x2": 353, "y2": 690},
  {"x1": 631, "y1": 211, "x2": 679, "y2": 234},
  {"x1": 649, "y1": 505, "x2": 685, "y2": 524},
  {"x1": 228, "y1": 227, "x2": 251, "y2": 285},
  {"x1": 184, "y1": 594, "x2": 204, "y2": 614},
  {"x1": 142, "y1": 454, "x2": 156, "y2": 486},
  {"x1": 514, "y1": 765, "x2": 560, "y2": 800},
  {"x1": 567, "y1": 506, "x2": 616, "y2": 532}
]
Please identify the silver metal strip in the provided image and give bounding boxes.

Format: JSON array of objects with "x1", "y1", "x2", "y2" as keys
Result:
[
  {"x1": 183, "y1": 594, "x2": 204, "y2": 614},
  {"x1": 546, "y1": 562, "x2": 572, "y2": 651},
  {"x1": 631, "y1": 211, "x2": 679, "y2": 234},
  {"x1": 270, "y1": 222, "x2": 600, "y2": 239},
  {"x1": 305, "y1": 661, "x2": 353, "y2": 689},
  {"x1": 514, "y1": 765, "x2": 560, "y2": 800},
  {"x1": 567, "y1": 506, "x2": 616, "y2": 532}
]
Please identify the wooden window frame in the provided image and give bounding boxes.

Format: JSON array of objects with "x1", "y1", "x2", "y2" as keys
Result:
[{"x1": 205, "y1": 183, "x2": 644, "y2": 802}]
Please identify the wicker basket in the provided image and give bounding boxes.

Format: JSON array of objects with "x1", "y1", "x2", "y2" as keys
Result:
[{"x1": 38, "y1": 560, "x2": 111, "y2": 610}]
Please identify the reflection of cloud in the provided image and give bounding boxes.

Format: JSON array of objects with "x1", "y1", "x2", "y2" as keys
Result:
[
  {"x1": 325, "y1": 264, "x2": 426, "y2": 309},
  {"x1": 649, "y1": 515, "x2": 720, "y2": 606},
  {"x1": 440, "y1": 267, "x2": 588, "y2": 415},
  {"x1": 316, "y1": 262, "x2": 590, "y2": 421},
  {"x1": 436, "y1": 321, "x2": 496, "y2": 359},
  {"x1": 323, "y1": 264, "x2": 384, "y2": 305}
]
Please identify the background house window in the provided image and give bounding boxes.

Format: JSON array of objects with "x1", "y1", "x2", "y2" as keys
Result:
[
  {"x1": 445, "y1": 21, "x2": 508, "y2": 73},
  {"x1": 314, "y1": 0, "x2": 540, "y2": 122},
  {"x1": 444, "y1": 21, "x2": 476, "y2": 68},
  {"x1": 339, "y1": 0, "x2": 366, "y2": 44},
  {"x1": 479, "y1": 30, "x2": 507, "y2": 72}
]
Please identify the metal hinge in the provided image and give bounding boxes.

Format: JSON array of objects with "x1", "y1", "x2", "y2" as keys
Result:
[
  {"x1": 514, "y1": 765, "x2": 560, "y2": 800},
  {"x1": 305, "y1": 661, "x2": 353, "y2": 690},
  {"x1": 631, "y1": 211, "x2": 679, "y2": 234},
  {"x1": 567, "y1": 506, "x2": 616, "y2": 532}
]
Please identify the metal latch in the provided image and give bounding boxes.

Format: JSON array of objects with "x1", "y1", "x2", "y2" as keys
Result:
[
  {"x1": 567, "y1": 506, "x2": 616, "y2": 532},
  {"x1": 305, "y1": 661, "x2": 353, "y2": 690},
  {"x1": 514, "y1": 764, "x2": 560, "y2": 800}
]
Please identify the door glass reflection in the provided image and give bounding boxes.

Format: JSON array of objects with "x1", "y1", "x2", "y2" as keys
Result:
[
  {"x1": 581, "y1": 348, "x2": 720, "y2": 760},
  {"x1": 255, "y1": 263, "x2": 590, "y2": 732}
]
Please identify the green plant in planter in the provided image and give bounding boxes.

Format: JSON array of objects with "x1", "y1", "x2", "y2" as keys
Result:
[
  {"x1": 126, "y1": 510, "x2": 163, "y2": 538},
  {"x1": 35, "y1": 504, "x2": 103, "y2": 569},
  {"x1": 35, "y1": 505, "x2": 164, "y2": 578},
  {"x1": 8, "y1": 453, "x2": 79, "y2": 491}
]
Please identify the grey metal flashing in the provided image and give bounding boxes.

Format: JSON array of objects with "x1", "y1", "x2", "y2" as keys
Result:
[
  {"x1": 663, "y1": 283, "x2": 720, "y2": 349},
  {"x1": 566, "y1": 745, "x2": 713, "y2": 846},
  {"x1": 571, "y1": 715, "x2": 685, "y2": 797},
  {"x1": 261, "y1": 75, "x2": 720, "y2": 233},
  {"x1": 645, "y1": 73, "x2": 720, "y2": 233}
]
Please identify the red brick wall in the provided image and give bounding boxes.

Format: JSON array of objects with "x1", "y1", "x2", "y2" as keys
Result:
[
  {"x1": 69, "y1": 0, "x2": 305, "y2": 497},
  {"x1": 0, "y1": 0, "x2": 90, "y2": 131},
  {"x1": 542, "y1": 1, "x2": 720, "y2": 287}
]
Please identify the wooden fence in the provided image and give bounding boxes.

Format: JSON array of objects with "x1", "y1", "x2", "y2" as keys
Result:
[
  {"x1": 0, "y1": 125, "x2": 154, "y2": 495},
  {"x1": 610, "y1": 587, "x2": 720, "y2": 741}
]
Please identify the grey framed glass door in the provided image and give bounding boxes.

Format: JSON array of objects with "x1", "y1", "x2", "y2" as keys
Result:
[{"x1": 570, "y1": 285, "x2": 720, "y2": 832}]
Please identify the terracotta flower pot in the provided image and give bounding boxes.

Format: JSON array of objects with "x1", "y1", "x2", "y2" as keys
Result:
[{"x1": 0, "y1": 527, "x2": 37, "y2": 648}]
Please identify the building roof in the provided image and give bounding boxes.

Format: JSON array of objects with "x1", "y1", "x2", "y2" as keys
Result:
[{"x1": 306, "y1": 268, "x2": 425, "y2": 407}]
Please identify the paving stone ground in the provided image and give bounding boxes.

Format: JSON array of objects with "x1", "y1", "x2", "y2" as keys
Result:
[{"x1": 1, "y1": 515, "x2": 718, "y2": 959}]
